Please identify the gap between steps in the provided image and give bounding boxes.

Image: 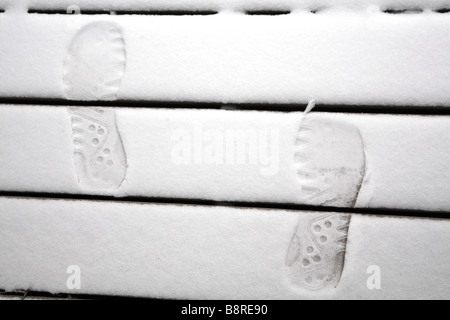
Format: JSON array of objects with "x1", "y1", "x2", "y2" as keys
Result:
[
  {"x1": 0, "y1": 191, "x2": 448, "y2": 220},
  {"x1": 1, "y1": 98, "x2": 450, "y2": 115},
  {"x1": 0, "y1": 289, "x2": 157, "y2": 300},
  {"x1": 17, "y1": 8, "x2": 450, "y2": 16}
]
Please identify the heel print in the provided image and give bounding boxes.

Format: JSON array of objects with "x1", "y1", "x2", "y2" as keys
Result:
[{"x1": 286, "y1": 214, "x2": 352, "y2": 290}]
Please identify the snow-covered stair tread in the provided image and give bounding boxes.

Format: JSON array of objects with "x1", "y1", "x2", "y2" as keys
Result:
[
  {"x1": 0, "y1": 104, "x2": 449, "y2": 212},
  {"x1": 3, "y1": 0, "x2": 450, "y2": 12},
  {"x1": 0, "y1": 196, "x2": 449, "y2": 299},
  {"x1": 1, "y1": 9, "x2": 450, "y2": 106}
]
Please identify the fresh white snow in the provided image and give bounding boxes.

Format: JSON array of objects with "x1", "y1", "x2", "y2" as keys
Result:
[
  {"x1": 1, "y1": 8, "x2": 450, "y2": 105},
  {"x1": 2, "y1": 0, "x2": 450, "y2": 12},
  {"x1": 1, "y1": 0, "x2": 449, "y2": 300},
  {"x1": 0, "y1": 104, "x2": 449, "y2": 212},
  {"x1": 0, "y1": 197, "x2": 449, "y2": 299}
]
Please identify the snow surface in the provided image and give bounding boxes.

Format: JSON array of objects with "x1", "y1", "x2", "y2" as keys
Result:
[
  {"x1": 0, "y1": 295, "x2": 21, "y2": 300},
  {"x1": 0, "y1": 197, "x2": 449, "y2": 299},
  {"x1": 1, "y1": 0, "x2": 449, "y2": 300},
  {"x1": 1, "y1": 0, "x2": 450, "y2": 12},
  {"x1": 1, "y1": 8, "x2": 450, "y2": 105},
  {"x1": 0, "y1": 104, "x2": 449, "y2": 212}
]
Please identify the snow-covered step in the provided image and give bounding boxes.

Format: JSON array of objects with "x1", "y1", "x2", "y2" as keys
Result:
[
  {"x1": 0, "y1": 196, "x2": 449, "y2": 299},
  {"x1": 0, "y1": 104, "x2": 449, "y2": 212},
  {"x1": 1, "y1": 9, "x2": 450, "y2": 106},
  {"x1": 3, "y1": 0, "x2": 450, "y2": 12}
]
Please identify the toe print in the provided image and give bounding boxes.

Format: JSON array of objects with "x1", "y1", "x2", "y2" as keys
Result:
[
  {"x1": 295, "y1": 101, "x2": 366, "y2": 208},
  {"x1": 63, "y1": 22, "x2": 126, "y2": 101},
  {"x1": 69, "y1": 107, "x2": 127, "y2": 191}
]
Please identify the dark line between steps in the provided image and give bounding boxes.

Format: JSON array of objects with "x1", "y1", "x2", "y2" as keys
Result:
[
  {"x1": 245, "y1": 10, "x2": 291, "y2": 15},
  {"x1": 1, "y1": 97, "x2": 450, "y2": 115},
  {"x1": 382, "y1": 9, "x2": 423, "y2": 14},
  {"x1": 382, "y1": 8, "x2": 450, "y2": 14},
  {"x1": 114, "y1": 10, "x2": 218, "y2": 16},
  {"x1": 0, "y1": 191, "x2": 448, "y2": 220},
  {"x1": 0, "y1": 289, "x2": 163, "y2": 300},
  {"x1": 28, "y1": 9, "x2": 110, "y2": 15},
  {"x1": 27, "y1": 9, "x2": 219, "y2": 16},
  {"x1": 16, "y1": 8, "x2": 450, "y2": 15}
]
